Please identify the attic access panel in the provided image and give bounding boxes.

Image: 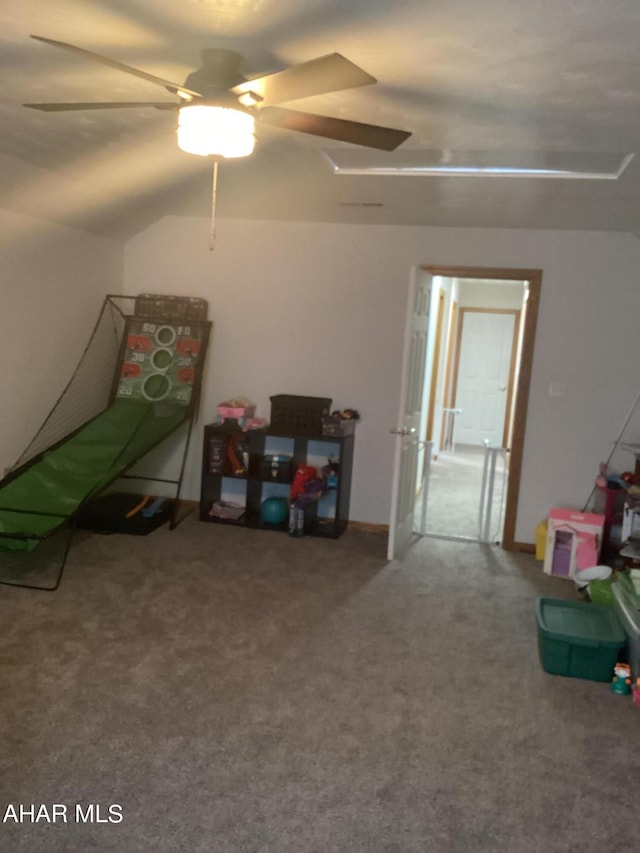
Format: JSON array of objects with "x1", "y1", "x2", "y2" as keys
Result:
[{"x1": 322, "y1": 149, "x2": 634, "y2": 179}]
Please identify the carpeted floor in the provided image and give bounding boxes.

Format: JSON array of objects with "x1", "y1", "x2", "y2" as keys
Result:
[
  {"x1": 418, "y1": 445, "x2": 508, "y2": 541},
  {"x1": 1, "y1": 515, "x2": 639, "y2": 852}
]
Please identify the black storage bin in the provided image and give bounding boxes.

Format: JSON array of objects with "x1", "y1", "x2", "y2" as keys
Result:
[
  {"x1": 75, "y1": 493, "x2": 175, "y2": 536},
  {"x1": 270, "y1": 395, "x2": 332, "y2": 436}
]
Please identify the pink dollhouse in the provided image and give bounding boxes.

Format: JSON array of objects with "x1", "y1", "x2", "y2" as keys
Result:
[{"x1": 543, "y1": 508, "x2": 606, "y2": 579}]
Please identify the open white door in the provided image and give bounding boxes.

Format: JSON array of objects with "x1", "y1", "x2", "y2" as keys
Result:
[{"x1": 387, "y1": 268, "x2": 433, "y2": 560}]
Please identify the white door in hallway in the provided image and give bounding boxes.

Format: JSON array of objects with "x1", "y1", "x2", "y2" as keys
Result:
[
  {"x1": 387, "y1": 268, "x2": 432, "y2": 561},
  {"x1": 455, "y1": 311, "x2": 515, "y2": 447}
]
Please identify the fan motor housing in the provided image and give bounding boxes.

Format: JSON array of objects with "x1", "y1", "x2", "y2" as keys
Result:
[{"x1": 182, "y1": 49, "x2": 248, "y2": 97}]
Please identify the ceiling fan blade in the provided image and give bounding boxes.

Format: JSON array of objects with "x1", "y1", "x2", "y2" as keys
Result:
[
  {"x1": 30, "y1": 35, "x2": 202, "y2": 99},
  {"x1": 231, "y1": 53, "x2": 375, "y2": 107},
  {"x1": 23, "y1": 101, "x2": 178, "y2": 112},
  {"x1": 257, "y1": 107, "x2": 411, "y2": 151}
]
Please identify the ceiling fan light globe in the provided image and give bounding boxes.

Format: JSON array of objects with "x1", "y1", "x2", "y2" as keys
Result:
[{"x1": 177, "y1": 104, "x2": 255, "y2": 158}]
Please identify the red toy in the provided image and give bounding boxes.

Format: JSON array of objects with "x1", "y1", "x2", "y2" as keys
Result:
[{"x1": 290, "y1": 465, "x2": 317, "y2": 501}]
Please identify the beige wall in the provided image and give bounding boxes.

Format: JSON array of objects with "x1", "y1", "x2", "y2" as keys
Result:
[
  {"x1": 456, "y1": 279, "x2": 526, "y2": 309},
  {"x1": 4, "y1": 206, "x2": 639, "y2": 547},
  {"x1": 123, "y1": 216, "x2": 640, "y2": 544},
  {"x1": 0, "y1": 208, "x2": 123, "y2": 471}
]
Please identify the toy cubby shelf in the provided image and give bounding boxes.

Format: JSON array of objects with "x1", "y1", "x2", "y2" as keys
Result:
[{"x1": 200, "y1": 423, "x2": 354, "y2": 538}]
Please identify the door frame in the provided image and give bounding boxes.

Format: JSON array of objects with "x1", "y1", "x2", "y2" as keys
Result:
[
  {"x1": 422, "y1": 265, "x2": 542, "y2": 551},
  {"x1": 425, "y1": 289, "x2": 446, "y2": 444},
  {"x1": 440, "y1": 300, "x2": 459, "y2": 444}
]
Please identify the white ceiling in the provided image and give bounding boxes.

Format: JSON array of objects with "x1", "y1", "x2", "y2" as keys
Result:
[{"x1": 1, "y1": 0, "x2": 639, "y2": 239}]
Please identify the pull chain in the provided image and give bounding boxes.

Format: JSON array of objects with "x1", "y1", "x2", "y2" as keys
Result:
[{"x1": 209, "y1": 159, "x2": 219, "y2": 252}]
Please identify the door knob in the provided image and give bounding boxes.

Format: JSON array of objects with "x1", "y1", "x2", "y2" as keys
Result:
[{"x1": 389, "y1": 427, "x2": 417, "y2": 436}]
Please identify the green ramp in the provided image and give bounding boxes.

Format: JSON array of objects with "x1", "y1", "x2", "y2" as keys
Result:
[{"x1": 0, "y1": 399, "x2": 188, "y2": 551}]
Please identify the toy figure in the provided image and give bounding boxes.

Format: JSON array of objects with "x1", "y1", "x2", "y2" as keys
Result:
[{"x1": 611, "y1": 662, "x2": 632, "y2": 695}]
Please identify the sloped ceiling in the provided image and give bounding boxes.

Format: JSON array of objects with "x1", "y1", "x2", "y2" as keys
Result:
[{"x1": 1, "y1": 0, "x2": 639, "y2": 239}]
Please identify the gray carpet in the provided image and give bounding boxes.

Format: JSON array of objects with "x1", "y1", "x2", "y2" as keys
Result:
[
  {"x1": 1, "y1": 516, "x2": 639, "y2": 852},
  {"x1": 419, "y1": 445, "x2": 508, "y2": 541}
]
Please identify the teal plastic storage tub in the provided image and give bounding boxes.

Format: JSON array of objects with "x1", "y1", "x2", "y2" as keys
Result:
[{"x1": 536, "y1": 597, "x2": 626, "y2": 682}]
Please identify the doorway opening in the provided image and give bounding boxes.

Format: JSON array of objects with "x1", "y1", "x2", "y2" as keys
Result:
[{"x1": 415, "y1": 266, "x2": 541, "y2": 548}]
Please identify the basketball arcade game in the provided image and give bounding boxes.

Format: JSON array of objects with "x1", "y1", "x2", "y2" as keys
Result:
[{"x1": 0, "y1": 294, "x2": 211, "y2": 590}]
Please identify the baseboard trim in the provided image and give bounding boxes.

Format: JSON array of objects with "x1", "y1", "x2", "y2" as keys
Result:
[
  {"x1": 513, "y1": 541, "x2": 536, "y2": 554},
  {"x1": 349, "y1": 521, "x2": 389, "y2": 534}
]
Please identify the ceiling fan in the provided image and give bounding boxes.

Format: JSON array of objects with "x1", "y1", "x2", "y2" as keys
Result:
[
  {"x1": 25, "y1": 35, "x2": 412, "y2": 249},
  {"x1": 24, "y1": 35, "x2": 412, "y2": 157}
]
